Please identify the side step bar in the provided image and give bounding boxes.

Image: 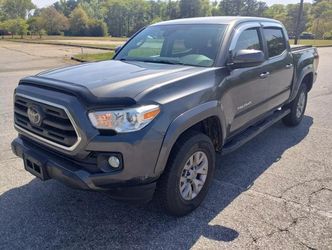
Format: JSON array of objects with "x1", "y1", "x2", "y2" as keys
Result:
[{"x1": 222, "y1": 109, "x2": 291, "y2": 156}]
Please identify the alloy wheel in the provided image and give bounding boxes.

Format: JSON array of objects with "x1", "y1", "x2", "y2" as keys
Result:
[{"x1": 179, "y1": 151, "x2": 209, "y2": 201}]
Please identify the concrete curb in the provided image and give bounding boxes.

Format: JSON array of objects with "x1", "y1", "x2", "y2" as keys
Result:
[{"x1": 71, "y1": 56, "x2": 89, "y2": 63}]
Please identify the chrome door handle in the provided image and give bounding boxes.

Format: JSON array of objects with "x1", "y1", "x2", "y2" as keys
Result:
[
  {"x1": 259, "y1": 72, "x2": 270, "y2": 79},
  {"x1": 285, "y1": 63, "x2": 293, "y2": 68}
]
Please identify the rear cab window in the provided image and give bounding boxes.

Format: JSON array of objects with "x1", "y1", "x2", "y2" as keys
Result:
[{"x1": 263, "y1": 28, "x2": 287, "y2": 58}]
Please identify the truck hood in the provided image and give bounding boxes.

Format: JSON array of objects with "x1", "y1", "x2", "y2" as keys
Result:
[{"x1": 36, "y1": 60, "x2": 213, "y2": 99}]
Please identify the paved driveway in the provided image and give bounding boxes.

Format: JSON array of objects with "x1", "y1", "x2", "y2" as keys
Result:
[{"x1": 0, "y1": 41, "x2": 331, "y2": 249}]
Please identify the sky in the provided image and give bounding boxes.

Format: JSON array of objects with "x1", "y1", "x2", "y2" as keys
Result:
[
  {"x1": 32, "y1": 0, "x2": 57, "y2": 8},
  {"x1": 32, "y1": 0, "x2": 314, "y2": 9}
]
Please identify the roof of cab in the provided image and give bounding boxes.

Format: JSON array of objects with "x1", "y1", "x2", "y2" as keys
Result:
[{"x1": 152, "y1": 16, "x2": 281, "y2": 26}]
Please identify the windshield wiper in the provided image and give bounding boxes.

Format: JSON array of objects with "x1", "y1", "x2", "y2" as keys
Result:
[
  {"x1": 119, "y1": 57, "x2": 186, "y2": 66},
  {"x1": 141, "y1": 59, "x2": 184, "y2": 65}
]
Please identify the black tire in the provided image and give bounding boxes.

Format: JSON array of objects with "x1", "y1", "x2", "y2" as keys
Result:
[
  {"x1": 155, "y1": 131, "x2": 215, "y2": 216},
  {"x1": 283, "y1": 84, "x2": 308, "y2": 127}
]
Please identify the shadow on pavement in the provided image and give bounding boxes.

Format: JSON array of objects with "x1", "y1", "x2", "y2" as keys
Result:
[{"x1": 0, "y1": 116, "x2": 313, "y2": 249}]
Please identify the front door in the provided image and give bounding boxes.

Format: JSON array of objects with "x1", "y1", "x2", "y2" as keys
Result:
[{"x1": 224, "y1": 24, "x2": 271, "y2": 134}]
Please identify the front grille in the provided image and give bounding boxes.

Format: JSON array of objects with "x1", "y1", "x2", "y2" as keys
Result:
[{"x1": 14, "y1": 95, "x2": 79, "y2": 149}]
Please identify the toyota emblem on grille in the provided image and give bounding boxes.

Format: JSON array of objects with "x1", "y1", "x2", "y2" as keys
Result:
[{"x1": 27, "y1": 105, "x2": 43, "y2": 126}]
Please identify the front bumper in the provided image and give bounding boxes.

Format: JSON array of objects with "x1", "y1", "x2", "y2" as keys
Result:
[{"x1": 11, "y1": 137, "x2": 157, "y2": 202}]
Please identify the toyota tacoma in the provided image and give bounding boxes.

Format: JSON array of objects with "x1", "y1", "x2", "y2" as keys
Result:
[{"x1": 11, "y1": 17, "x2": 319, "y2": 216}]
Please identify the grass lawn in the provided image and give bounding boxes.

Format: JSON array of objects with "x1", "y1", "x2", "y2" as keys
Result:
[
  {"x1": 1, "y1": 35, "x2": 127, "y2": 41},
  {"x1": 1, "y1": 35, "x2": 127, "y2": 50},
  {"x1": 6, "y1": 35, "x2": 328, "y2": 63},
  {"x1": 72, "y1": 39, "x2": 162, "y2": 62},
  {"x1": 2, "y1": 35, "x2": 331, "y2": 52},
  {"x1": 72, "y1": 52, "x2": 115, "y2": 62},
  {"x1": 74, "y1": 37, "x2": 332, "y2": 63},
  {"x1": 289, "y1": 39, "x2": 332, "y2": 47}
]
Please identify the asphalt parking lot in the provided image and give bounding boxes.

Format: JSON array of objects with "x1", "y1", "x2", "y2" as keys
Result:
[{"x1": 0, "y1": 41, "x2": 331, "y2": 249}]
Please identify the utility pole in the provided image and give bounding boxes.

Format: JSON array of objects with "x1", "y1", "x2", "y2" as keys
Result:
[{"x1": 294, "y1": 0, "x2": 304, "y2": 45}]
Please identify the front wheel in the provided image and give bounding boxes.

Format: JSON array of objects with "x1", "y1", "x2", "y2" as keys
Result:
[
  {"x1": 156, "y1": 131, "x2": 215, "y2": 216},
  {"x1": 283, "y1": 84, "x2": 308, "y2": 127}
]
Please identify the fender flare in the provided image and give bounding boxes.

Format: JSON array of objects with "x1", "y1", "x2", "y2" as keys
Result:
[
  {"x1": 290, "y1": 64, "x2": 314, "y2": 102},
  {"x1": 154, "y1": 100, "x2": 226, "y2": 175}
]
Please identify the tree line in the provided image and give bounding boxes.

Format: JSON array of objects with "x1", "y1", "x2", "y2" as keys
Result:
[{"x1": 0, "y1": 0, "x2": 331, "y2": 39}]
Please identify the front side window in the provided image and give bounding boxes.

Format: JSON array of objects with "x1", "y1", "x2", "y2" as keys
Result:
[
  {"x1": 263, "y1": 28, "x2": 286, "y2": 57},
  {"x1": 115, "y1": 24, "x2": 227, "y2": 67},
  {"x1": 234, "y1": 28, "x2": 262, "y2": 53}
]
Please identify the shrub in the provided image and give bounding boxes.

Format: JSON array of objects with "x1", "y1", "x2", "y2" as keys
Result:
[
  {"x1": 323, "y1": 31, "x2": 332, "y2": 40},
  {"x1": 88, "y1": 19, "x2": 108, "y2": 37}
]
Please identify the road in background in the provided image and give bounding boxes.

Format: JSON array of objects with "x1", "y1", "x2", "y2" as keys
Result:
[{"x1": 0, "y1": 41, "x2": 331, "y2": 249}]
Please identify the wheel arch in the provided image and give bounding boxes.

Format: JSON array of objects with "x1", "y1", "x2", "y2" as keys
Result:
[
  {"x1": 290, "y1": 65, "x2": 315, "y2": 102},
  {"x1": 154, "y1": 101, "x2": 226, "y2": 175},
  {"x1": 302, "y1": 72, "x2": 314, "y2": 92}
]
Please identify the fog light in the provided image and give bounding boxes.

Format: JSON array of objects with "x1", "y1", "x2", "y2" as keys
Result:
[{"x1": 108, "y1": 156, "x2": 120, "y2": 168}]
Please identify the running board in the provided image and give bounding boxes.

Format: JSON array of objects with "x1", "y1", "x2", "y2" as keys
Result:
[{"x1": 222, "y1": 109, "x2": 291, "y2": 155}]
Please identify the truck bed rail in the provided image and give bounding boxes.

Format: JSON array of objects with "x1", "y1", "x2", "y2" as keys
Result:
[{"x1": 290, "y1": 44, "x2": 312, "y2": 52}]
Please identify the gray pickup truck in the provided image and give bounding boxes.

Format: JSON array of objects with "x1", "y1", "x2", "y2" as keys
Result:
[{"x1": 11, "y1": 17, "x2": 319, "y2": 216}]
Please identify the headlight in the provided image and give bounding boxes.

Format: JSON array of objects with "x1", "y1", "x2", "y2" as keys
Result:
[{"x1": 88, "y1": 105, "x2": 160, "y2": 132}]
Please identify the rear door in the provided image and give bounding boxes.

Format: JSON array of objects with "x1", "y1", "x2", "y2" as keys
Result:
[
  {"x1": 262, "y1": 24, "x2": 294, "y2": 109},
  {"x1": 225, "y1": 23, "x2": 272, "y2": 134}
]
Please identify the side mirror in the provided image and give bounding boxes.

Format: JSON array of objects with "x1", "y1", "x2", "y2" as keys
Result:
[
  {"x1": 115, "y1": 45, "x2": 122, "y2": 54},
  {"x1": 230, "y1": 49, "x2": 265, "y2": 68}
]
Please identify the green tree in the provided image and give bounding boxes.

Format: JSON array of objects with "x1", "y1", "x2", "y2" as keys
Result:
[
  {"x1": 311, "y1": 0, "x2": 332, "y2": 38},
  {"x1": 219, "y1": 0, "x2": 244, "y2": 15},
  {"x1": 2, "y1": 0, "x2": 35, "y2": 19},
  {"x1": 27, "y1": 16, "x2": 44, "y2": 37},
  {"x1": 264, "y1": 4, "x2": 287, "y2": 25},
  {"x1": 15, "y1": 0, "x2": 330, "y2": 39},
  {"x1": 264, "y1": 4, "x2": 286, "y2": 18},
  {"x1": 0, "y1": 0, "x2": 5, "y2": 21},
  {"x1": 242, "y1": 0, "x2": 267, "y2": 16},
  {"x1": 165, "y1": 0, "x2": 179, "y2": 19},
  {"x1": 0, "y1": 19, "x2": 7, "y2": 37},
  {"x1": 211, "y1": 1, "x2": 221, "y2": 16},
  {"x1": 179, "y1": 0, "x2": 211, "y2": 18},
  {"x1": 283, "y1": 3, "x2": 311, "y2": 37},
  {"x1": 1, "y1": 18, "x2": 28, "y2": 38},
  {"x1": 219, "y1": 0, "x2": 267, "y2": 16},
  {"x1": 0, "y1": 20, "x2": 7, "y2": 38},
  {"x1": 129, "y1": 0, "x2": 150, "y2": 33},
  {"x1": 17, "y1": 18, "x2": 28, "y2": 38},
  {"x1": 313, "y1": 0, "x2": 332, "y2": 3},
  {"x1": 39, "y1": 7, "x2": 69, "y2": 35},
  {"x1": 148, "y1": 0, "x2": 165, "y2": 21},
  {"x1": 200, "y1": 0, "x2": 212, "y2": 16},
  {"x1": 105, "y1": 0, "x2": 129, "y2": 37},
  {"x1": 69, "y1": 5, "x2": 90, "y2": 36},
  {"x1": 54, "y1": 0, "x2": 79, "y2": 17},
  {"x1": 88, "y1": 19, "x2": 108, "y2": 36},
  {"x1": 80, "y1": 0, "x2": 107, "y2": 20},
  {"x1": 323, "y1": 31, "x2": 332, "y2": 39},
  {"x1": 105, "y1": 0, "x2": 150, "y2": 37}
]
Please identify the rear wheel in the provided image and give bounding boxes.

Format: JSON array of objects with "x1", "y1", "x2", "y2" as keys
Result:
[
  {"x1": 283, "y1": 84, "x2": 308, "y2": 127},
  {"x1": 156, "y1": 131, "x2": 215, "y2": 216}
]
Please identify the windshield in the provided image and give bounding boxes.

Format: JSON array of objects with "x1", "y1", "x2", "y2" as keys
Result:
[{"x1": 114, "y1": 24, "x2": 227, "y2": 67}]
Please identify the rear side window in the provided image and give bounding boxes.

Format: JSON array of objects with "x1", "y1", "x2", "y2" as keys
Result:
[
  {"x1": 263, "y1": 28, "x2": 286, "y2": 58},
  {"x1": 234, "y1": 28, "x2": 262, "y2": 53}
]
